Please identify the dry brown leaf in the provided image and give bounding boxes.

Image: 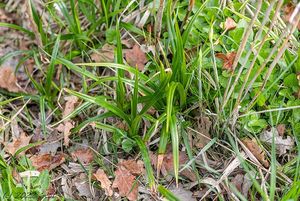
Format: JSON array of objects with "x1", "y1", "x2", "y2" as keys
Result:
[
  {"x1": 283, "y1": 3, "x2": 300, "y2": 30},
  {"x1": 30, "y1": 153, "x2": 65, "y2": 171},
  {"x1": 0, "y1": 66, "x2": 20, "y2": 92},
  {"x1": 169, "y1": 185, "x2": 196, "y2": 201},
  {"x1": 71, "y1": 148, "x2": 94, "y2": 165},
  {"x1": 91, "y1": 44, "x2": 115, "y2": 62},
  {"x1": 231, "y1": 174, "x2": 244, "y2": 193},
  {"x1": 224, "y1": 17, "x2": 236, "y2": 31},
  {"x1": 56, "y1": 121, "x2": 74, "y2": 146},
  {"x1": 125, "y1": 44, "x2": 148, "y2": 71},
  {"x1": 73, "y1": 173, "x2": 93, "y2": 198},
  {"x1": 276, "y1": 124, "x2": 286, "y2": 136},
  {"x1": 242, "y1": 138, "x2": 269, "y2": 168},
  {"x1": 260, "y1": 129, "x2": 294, "y2": 156},
  {"x1": 215, "y1": 52, "x2": 237, "y2": 71},
  {"x1": 63, "y1": 96, "x2": 78, "y2": 118},
  {"x1": 150, "y1": 150, "x2": 196, "y2": 181},
  {"x1": 93, "y1": 168, "x2": 113, "y2": 196},
  {"x1": 118, "y1": 159, "x2": 144, "y2": 175},
  {"x1": 194, "y1": 117, "x2": 212, "y2": 148},
  {"x1": 5, "y1": 132, "x2": 32, "y2": 155},
  {"x1": 112, "y1": 166, "x2": 138, "y2": 201}
]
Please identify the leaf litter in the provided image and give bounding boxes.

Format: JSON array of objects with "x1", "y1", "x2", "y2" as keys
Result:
[
  {"x1": 4, "y1": 132, "x2": 32, "y2": 155},
  {"x1": 112, "y1": 159, "x2": 144, "y2": 201},
  {"x1": 0, "y1": 66, "x2": 21, "y2": 92},
  {"x1": 242, "y1": 138, "x2": 269, "y2": 168},
  {"x1": 93, "y1": 168, "x2": 113, "y2": 196},
  {"x1": 260, "y1": 128, "x2": 294, "y2": 156},
  {"x1": 56, "y1": 96, "x2": 78, "y2": 146},
  {"x1": 215, "y1": 52, "x2": 237, "y2": 71}
]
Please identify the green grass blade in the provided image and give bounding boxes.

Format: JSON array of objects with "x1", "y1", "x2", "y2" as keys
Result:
[
  {"x1": 157, "y1": 185, "x2": 180, "y2": 201},
  {"x1": 0, "y1": 22, "x2": 34, "y2": 37},
  {"x1": 45, "y1": 35, "x2": 60, "y2": 95},
  {"x1": 170, "y1": 114, "x2": 179, "y2": 185},
  {"x1": 134, "y1": 136, "x2": 155, "y2": 190}
]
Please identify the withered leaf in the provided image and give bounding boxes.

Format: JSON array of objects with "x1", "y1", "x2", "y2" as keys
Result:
[
  {"x1": 118, "y1": 159, "x2": 144, "y2": 175},
  {"x1": 0, "y1": 66, "x2": 20, "y2": 92},
  {"x1": 224, "y1": 17, "x2": 236, "y2": 31},
  {"x1": 93, "y1": 168, "x2": 113, "y2": 196},
  {"x1": 71, "y1": 148, "x2": 94, "y2": 165},
  {"x1": 5, "y1": 132, "x2": 32, "y2": 155},
  {"x1": 63, "y1": 96, "x2": 78, "y2": 118},
  {"x1": 150, "y1": 151, "x2": 196, "y2": 181},
  {"x1": 194, "y1": 117, "x2": 212, "y2": 149},
  {"x1": 125, "y1": 44, "x2": 147, "y2": 71},
  {"x1": 30, "y1": 153, "x2": 65, "y2": 171},
  {"x1": 242, "y1": 138, "x2": 269, "y2": 168},
  {"x1": 73, "y1": 173, "x2": 93, "y2": 198},
  {"x1": 56, "y1": 121, "x2": 74, "y2": 146},
  {"x1": 91, "y1": 44, "x2": 115, "y2": 63},
  {"x1": 276, "y1": 124, "x2": 286, "y2": 136},
  {"x1": 112, "y1": 166, "x2": 138, "y2": 201},
  {"x1": 215, "y1": 52, "x2": 237, "y2": 71},
  {"x1": 260, "y1": 129, "x2": 294, "y2": 156}
]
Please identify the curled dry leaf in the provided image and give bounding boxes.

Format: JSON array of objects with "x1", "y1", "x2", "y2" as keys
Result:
[
  {"x1": 93, "y1": 168, "x2": 113, "y2": 196},
  {"x1": 150, "y1": 150, "x2": 196, "y2": 181},
  {"x1": 125, "y1": 44, "x2": 148, "y2": 71},
  {"x1": 260, "y1": 129, "x2": 294, "y2": 156},
  {"x1": 63, "y1": 96, "x2": 78, "y2": 118},
  {"x1": 242, "y1": 138, "x2": 269, "y2": 168},
  {"x1": 56, "y1": 121, "x2": 74, "y2": 146},
  {"x1": 90, "y1": 44, "x2": 115, "y2": 63},
  {"x1": 5, "y1": 132, "x2": 32, "y2": 155},
  {"x1": 56, "y1": 95, "x2": 78, "y2": 146},
  {"x1": 224, "y1": 17, "x2": 237, "y2": 31},
  {"x1": 112, "y1": 166, "x2": 138, "y2": 201},
  {"x1": 71, "y1": 148, "x2": 94, "y2": 165},
  {"x1": 30, "y1": 153, "x2": 65, "y2": 171},
  {"x1": 0, "y1": 66, "x2": 20, "y2": 92},
  {"x1": 215, "y1": 52, "x2": 237, "y2": 71}
]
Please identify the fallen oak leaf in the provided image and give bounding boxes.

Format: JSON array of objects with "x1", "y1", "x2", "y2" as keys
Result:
[
  {"x1": 93, "y1": 168, "x2": 113, "y2": 196},
  {"x1": 5, "y1": 132, "x2": 32, "y2": 155},
  {"x1": 215, "y1": 52, "x2": 237, "y2": 71},
  {"x1": 125, "y1": 44, "x2": 148, "y2": 71},
  {"x1": 71, "y1": 148, "x2": 94, "y2": 165},
  {"x1": 30, "y1": 153, "x2": 65, "y2": 171},
  {"x1": 242, "y1": 138, "x2": 269, "y2": 168},
  {"x1": 112, "y1": 165, "x2": 138, "y2": 201},
  {"x1": 0, "y1": 66, "x2": 21, "y2": 92}
]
